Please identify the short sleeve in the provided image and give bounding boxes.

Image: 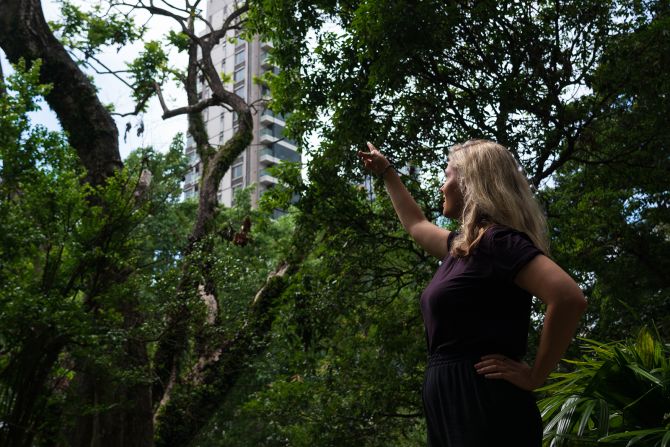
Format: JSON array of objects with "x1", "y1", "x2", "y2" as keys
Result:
[
  {"x1": 447, "y1": 231, "x2": 458, "y2": 252},
  {"x1": 485, "y1": 227, "x2": 543, "y2": 282}
]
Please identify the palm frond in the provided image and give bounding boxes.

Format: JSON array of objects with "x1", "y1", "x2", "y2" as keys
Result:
[{"x1": 539, "y1": 327, "x2": 670, "y2": 446}]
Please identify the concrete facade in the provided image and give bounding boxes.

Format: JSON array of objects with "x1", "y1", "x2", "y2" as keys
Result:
[{"x1": 182, "y1": 0, "x2": 299, "y2": 206}]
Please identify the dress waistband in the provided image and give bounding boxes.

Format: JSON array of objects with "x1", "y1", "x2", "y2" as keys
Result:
[
  {"x1": 427, "y1": 350, "x2": 483, "y2": 368},
  {"x1": 427, "y1": 349, "x2": 521, "y2": 368}
]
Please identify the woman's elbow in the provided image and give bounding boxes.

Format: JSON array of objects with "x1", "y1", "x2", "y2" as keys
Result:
[
  {"x1": 573, "y1": 291, "x2": 588, "y2": 315},
  {"x1": 559, "y1": 286, "x2": 587, "y2": 315},
  {"x1": 544, "y1": 281, "x2": 587, "y2": 314}
]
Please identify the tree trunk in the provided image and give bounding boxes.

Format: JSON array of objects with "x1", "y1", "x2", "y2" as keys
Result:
[
  {"x1": 0, "y1": 0, "x2": 122, "y2": 186},
  {"x1": 153, "y1": 262, "x2": 295, "y2": 447},
  {"x1": 0, "y1": 2, "x2": 153, "y2": 446},
  {"x1": 0, "y1": 328, "x2": 65, "y2": 447}
]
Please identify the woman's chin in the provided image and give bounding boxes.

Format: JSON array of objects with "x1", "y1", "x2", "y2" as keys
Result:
[{"x1": 442, "y1": 208, "x2": 459, "y2": 220}]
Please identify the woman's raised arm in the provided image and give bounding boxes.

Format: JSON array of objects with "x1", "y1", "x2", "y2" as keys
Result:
[{"x1": 358, "y1": 142, "x2": 450, "y2": 259}]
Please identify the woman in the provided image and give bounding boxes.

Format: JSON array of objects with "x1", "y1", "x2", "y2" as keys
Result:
[{"x1": 358, "y1": 140, "x2": 586, "y2": 446}]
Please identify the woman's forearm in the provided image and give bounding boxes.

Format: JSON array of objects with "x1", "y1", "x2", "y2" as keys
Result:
[
  {"x1": 382, "y1": 167, "x2": 428, "y2": 234},
  {"x1": 357, "y1": 143, "x2": 448, "y2": 258},
  {"x1": 531, "y1": 296, "x2": 587, "y2": 386}
]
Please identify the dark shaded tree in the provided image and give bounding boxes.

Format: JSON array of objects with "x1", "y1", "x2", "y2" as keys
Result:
[{"x1": 0, "y1": 1, "x2": 298, "y2": 446}]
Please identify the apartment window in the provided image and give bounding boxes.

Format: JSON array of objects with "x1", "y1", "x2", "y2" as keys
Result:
[
  {"x1": 219, "y1": 132, "x2": 224, "y2": 143},
  {"x1": 232, "y1": 112, "x2": 239, "y2": 132},
  {"x1": 232, "y1": 163, "x2": 243, "y2": 179},
  {"x1": 194, "y1": 163, "x2": 200, "y2": 173},
  {"x1": 234, "y1": 83, "x2": 245, "y2": 100},
  {"x1": 231, "y1": 184, "x2": 242, "y2": 205},
  {"x1": 234, "y1": 67, "x2": 245, "y2": 82},
  {"x1": 234, "y1": 49, "x2": 245, "y2": 65}
]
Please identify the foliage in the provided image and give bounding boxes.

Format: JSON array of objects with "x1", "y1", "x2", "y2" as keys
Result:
[
  {"x1": 2, "y1": 0, "x2": 670, "y2": 444},
  {"x1": 50, "y1": 1, "x2": 144, "y2": 58},
  {"x1": 0, "y1": 59, "x2": 293, "y2": 443},
  {"x1": 0, "y1": 59, "x2": 88, "y2": 438},
  {"x1": 195, "y1": 170, "x2": 435, "y2": 446},
  {"x1": 127, "y1": 40, "x2": 170, "y2": 108},
  {"x1": 206, "y1": 0, "x2": 670, "y2": 444},
  {"x1": 545, "y1": 10, "x2": 670, "y2": 340},
  {"x1": 539, "y1": 327, "x2": 670, "y2": 446},
  {"x1": 250, "y1": 0, "x2": 670, "y2": 338}
]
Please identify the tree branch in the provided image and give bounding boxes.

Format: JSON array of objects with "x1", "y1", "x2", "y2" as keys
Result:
[
  {"x1": 0, "y1": 57, "x2": 5, "y2": 97},
  {"x1": 154, "y1": 81, "x2": 217, "y2": 119},
  {"x1": 112, "y1": 0, "x2": 201, "y2": 43},
  {"x1": 111, "y1": 89, "x2": 152, "y2": 118},
  {"x1": 153, "y1": 261, "x2": 296, "y2": 446},
  {"x1": 0, "y1": 0, "x2": 122, "y2": 186},
  {"x1": 202, "y1": 1, "x2": 249, "y2": 45},
  {"x1": 82, "y1": 53, "x2": 134, "y2": 88}
]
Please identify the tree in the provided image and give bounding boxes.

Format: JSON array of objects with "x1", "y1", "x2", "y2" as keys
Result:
[
  {"x1": 0, "y1": 1, "x2": 298, "y2": 445},
  {"x1": 199, "y1": 0, "x2": 669, "y2": 443},
  {"x1": 1, "y1": 0, "x2": 668, "y2": 445},
  {"x1": 546, "y1": 7, "x2": 670, "y2": 340},
  {"x1": 251, "y1": 0, "x2": 670, "y2": 342}
]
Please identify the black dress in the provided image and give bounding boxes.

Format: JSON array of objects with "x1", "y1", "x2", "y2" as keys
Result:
[{"x1": 420, "y1": 226, "x2": 543, "y2": 446}]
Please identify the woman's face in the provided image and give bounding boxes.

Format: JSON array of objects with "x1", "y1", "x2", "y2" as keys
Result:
[{"x1": 440, "y1": 164, "x2": 463, "y2": 219}]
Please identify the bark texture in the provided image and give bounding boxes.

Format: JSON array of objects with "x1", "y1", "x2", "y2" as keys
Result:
[
  {"x1": 0, "y1": 2, "x2": 292, "y2": 446},
  {"x1": 0, "y1": 0, "x2": 122, "y2": 186},
  {"x1": 0, "y1": 2, "x2": 153, "y2": 446}
]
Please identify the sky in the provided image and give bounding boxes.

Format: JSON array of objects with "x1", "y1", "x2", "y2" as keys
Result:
[{"x1": 1, "y1": 0, "x2": 190, "y2": 160}]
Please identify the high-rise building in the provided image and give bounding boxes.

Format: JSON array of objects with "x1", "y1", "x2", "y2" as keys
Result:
[{"x1": 182, "y1": 0, "x2": 300, "y2": 206}]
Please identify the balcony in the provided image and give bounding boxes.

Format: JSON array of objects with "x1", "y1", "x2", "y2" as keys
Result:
[
  {"x1": 260, "y1": 41, "x2": 273, "y2": 51},
  {"x1": 259, "y1": 169, "x2": 278, "y2": 186},
  {"x1": 260, "y1": 109, "x2": 286, "y2": 126},
  {"x1": 274, "y1": 138, "x2": 298, "y2": 151},
  {"x1": 259, "y1": 148, "x2": 280, "y2": 165},
  {"x1": 259, "y1": 127, "x2": 278, "y2": 145},
  {"x1": 260, "y1": 51, "x2": 273, "y2": 70},
  {"x1": 260, "y1": 110, "x2": 274, "y2": 126}
]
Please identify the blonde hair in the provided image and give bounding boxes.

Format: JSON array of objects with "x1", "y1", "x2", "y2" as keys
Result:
[{"x1": 448, "y1": 139, "x2": 549, "y2": 257}]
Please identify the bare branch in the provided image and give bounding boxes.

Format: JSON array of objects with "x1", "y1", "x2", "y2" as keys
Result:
[
  {"x1": 154, "y1": 81, "x2": 218, "y2": 119},
  {"x1": 204, "y1": 1, "x2": 249, "y2": 45},
  {"x1": 113, "y1": 0, "x2": 200, "y2": 43},
  {"x1": 157, "y1": 0, "x2": 192, "y2": 14},
  {"x1": 248, "y1": 98, "x2": 269, "y2": 113},
  {"x1": 110, "y1": 89, "x2": 152, "y2": 117},
  {"x1": 83, "y1": 53, "x2": 134, "y2": 89}
]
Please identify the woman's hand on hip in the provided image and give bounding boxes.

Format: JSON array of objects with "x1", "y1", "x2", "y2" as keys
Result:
[
  {"x1": 357, "y1": 142, "x2": 390, "y2": 176},
  {"x1": 474, "y1": 354, "x2": 544, "y2": 391}
]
